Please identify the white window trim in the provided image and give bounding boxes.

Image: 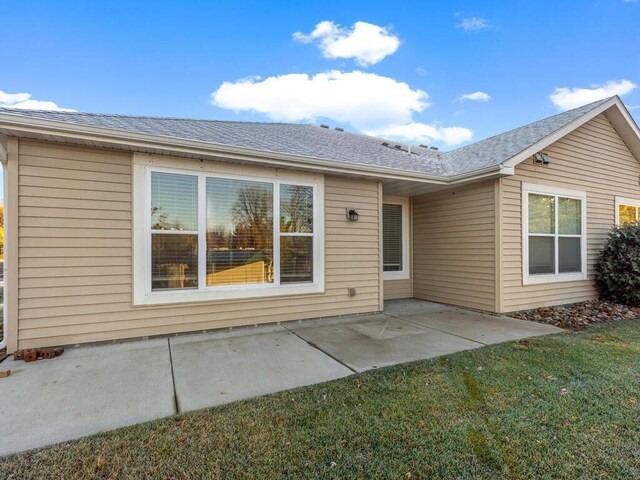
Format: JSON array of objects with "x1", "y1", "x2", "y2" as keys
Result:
[
  {"x1": 383, "y1": 196, "x2": 410, "y2": 281},
  {"x1": 522, "y1": 183, "x2": 587, "y2": 286},
  {"x1": 132, "y1": 155, "x2": 324, "y2": 306},
  {"x1": 615, "y1": 196, "x2": 640, "y2": 225}
]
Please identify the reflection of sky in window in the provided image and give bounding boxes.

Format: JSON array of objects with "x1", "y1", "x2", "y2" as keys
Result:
[
  {"x1": 206, "y1": 178, "x2": 272, "y2": 233},
  {"x1": 151, "y1": 172, "x2": 198, "y2": 230}
]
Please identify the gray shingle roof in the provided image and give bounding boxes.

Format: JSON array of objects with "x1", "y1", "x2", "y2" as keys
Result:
[
  {"x1": 442, "y1": 98, "x2": 612, "y2": 175},
  {"x1": 0, "y1": 97, "x2": 613, "y2": 178}
]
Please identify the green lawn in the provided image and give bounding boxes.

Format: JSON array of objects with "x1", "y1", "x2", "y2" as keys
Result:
[{"x1": 2, "y1": 320, "x2": 640, "y2": 479}]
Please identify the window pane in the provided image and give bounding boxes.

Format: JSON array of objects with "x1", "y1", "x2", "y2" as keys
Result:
[
  {"x1": 280, "y1": 236, "x2": 313, "y2": 283},
  {"x1": 280, "y1": 185, "x2": 313, "y2": 233},
  {"x1": 559, "y1": 237, "x2": 581, "y2": 273},
  {"x1": 383, "y1": 204, "x2": 403, "y2": 272},
  {"x1": 528, "y1": 194, "x2": 555, "y2": 234},
  {"x1": 559, "y1": 197, "x2": 581, "y2": 234},
  {"x1": 619, "y1": 205, "x2": 637, "y2": 225},
  {"x1": 151, "y1": 172, "x2": 198, "y2": 231},
  {"x1": 206, "y1": 178, "x2": 273, "y2": 286},
  {"x1": 529, "y1": 236, "x2": 554, "y2": 274},
  {"x1": 152, "y1": 234, "x2": 198, "y2": 290}
]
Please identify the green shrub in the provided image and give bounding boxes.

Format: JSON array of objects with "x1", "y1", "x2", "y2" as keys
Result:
[{"x1": 595, "y1": 223, "x2": 640, "y2": 306}]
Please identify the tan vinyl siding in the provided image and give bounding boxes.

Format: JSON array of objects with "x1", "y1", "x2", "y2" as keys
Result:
[
  {"x1": 412, "y1": 180, "x2": 496, "y2": 311},
  {"x1": 384, "y1": 279, "x2": 411, "y2": 300},
  {"x1": 16, "y1": 140, "x2": 381, "y2": 349},
  {"x1": 501, "y1": 114, "x2": 640, "y2": 312}
]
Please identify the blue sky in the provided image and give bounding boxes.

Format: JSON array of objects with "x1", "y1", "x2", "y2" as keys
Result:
[{"x1": 1, "y1": 0, "x2": 639, "y2": 196}]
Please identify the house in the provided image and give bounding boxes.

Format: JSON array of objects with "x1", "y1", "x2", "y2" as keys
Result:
[{"x1": 0, "y1": 96, "x2": 638, "y2": 354}]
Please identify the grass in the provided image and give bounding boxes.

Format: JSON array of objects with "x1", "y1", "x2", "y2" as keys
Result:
[{"x1": 2, "y1": 320, "x2": 640, "y2": 479}]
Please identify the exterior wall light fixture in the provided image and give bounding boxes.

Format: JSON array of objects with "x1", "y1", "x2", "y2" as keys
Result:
[
  {"x1": 346, "y1": 208, "x2": 359, "y2": 221},
  {"x1": 533, "y1": 152, "x2": 551, "y2": 165}
]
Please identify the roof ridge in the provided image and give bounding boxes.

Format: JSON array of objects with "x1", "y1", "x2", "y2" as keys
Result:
[{"x1": 0, "y1": 107, "x2": 312, "y2": 126}]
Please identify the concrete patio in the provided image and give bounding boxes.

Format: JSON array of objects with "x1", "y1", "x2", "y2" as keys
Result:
[{"x1": 0, "y1": 300, "x2": 563, "y2": 456}]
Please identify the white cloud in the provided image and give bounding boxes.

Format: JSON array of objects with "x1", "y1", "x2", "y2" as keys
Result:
[
  {"x1": 212, "y1": 70, "x2": 428, "y2": 128},
  {"x1": 212, "y1": 70, "x2": 473, "y2": 146},
  {"x1": 0, "y1": 90, "x2": 74, "y2": 111},
  {"x1": 0, "y1": 91, "x2": 31, "y2": 104},
  {"x1": 457, "y1": 91, "x2": 491, "y2": 102},
  {"x1": 293, "y1": 21, "x2": 400, "y2": 66},
  {"x1": 549, "y1": 79, "x2": 637, "y2": 111},
  {"x1": 364, "y1": 122, "x2": 473, "y2": 146},
  {"x1": 456, "y1": 17, "x2": 490, "y2": 32}
]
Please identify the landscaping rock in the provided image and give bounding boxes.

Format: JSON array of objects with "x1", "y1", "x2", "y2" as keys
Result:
[{"x1": 511, "y1": 300, "x2": 640, "y2": 329}]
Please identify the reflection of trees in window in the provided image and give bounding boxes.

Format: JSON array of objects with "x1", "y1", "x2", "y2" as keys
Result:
[
  {"x1": 528, "y1": 194, "x2": 555, "y2": 233},
  {"x1": 206, "y1": 181, "x2": 274, "y2": 286},
  {"x1": 280, "y1": 185, "x2": 313, "y2": 233},
  {"x1": 232, "y1": 186, "x2": 274, "y2": 249},
  {"x1": 280, "y1": 184, "x2": 313, "y2": 283},
  {"x1": 619, "y1": 204, "x2": 639, "y2": 225},
  {"x1": 151, "y1": 206, "x2": 170, "y2": 230}
]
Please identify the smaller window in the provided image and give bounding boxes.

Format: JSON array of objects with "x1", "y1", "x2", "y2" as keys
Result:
[
  {"x1": 383, "y1": 204, "x2": 403, "y2": 272},
  {"x1": 383, "y1": 199, "x2": 410, "y2": 280},
  {"x1": 615, "y1": 197, "x2": 640, "y2": 225},
  {"x1": 280, "y1": 184, "x2": 314, "y2": 284},
  {"x1": 151, "y1": 172, "x2": 199, "y2": 291}
]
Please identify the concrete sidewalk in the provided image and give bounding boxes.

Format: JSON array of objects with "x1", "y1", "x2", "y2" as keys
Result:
[{"x1": 0, "y1": 300, "x2": 563, "y2": 456}]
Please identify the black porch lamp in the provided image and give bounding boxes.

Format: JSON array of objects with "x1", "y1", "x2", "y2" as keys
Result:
[{"x1": 346, "y1": 208, "x2": 359, "y2": 221}]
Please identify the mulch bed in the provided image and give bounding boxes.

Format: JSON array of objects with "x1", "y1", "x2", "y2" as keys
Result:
[{"x1": 511, "y1": 299, "x2": 640, "y2": 329}]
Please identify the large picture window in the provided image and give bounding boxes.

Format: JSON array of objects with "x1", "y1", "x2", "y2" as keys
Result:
[
  {"x1": 522, "y1": 183, "x2": 587, "y2": 285},
  {"x1": 135, "y1": 164, "x2": 324, "y2": 305},
  {"x1": 206, "y1": 178, "x2": 274, "y2": 287}
]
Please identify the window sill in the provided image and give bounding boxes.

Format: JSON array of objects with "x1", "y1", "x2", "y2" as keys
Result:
[
  {"x1": 133, "y1": 282, "x2": 325, "y2": 306},
  {"x1": 384, "y1": 271, "x2": 410, "y2": 281},
  {"x1": 522, "y1": 271, "x2": 587, "y2": 286}
]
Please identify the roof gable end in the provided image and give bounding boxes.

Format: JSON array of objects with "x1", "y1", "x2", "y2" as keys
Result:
[{"x1": 501, "y1": 96, "x2": 640, "y2": 169}]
